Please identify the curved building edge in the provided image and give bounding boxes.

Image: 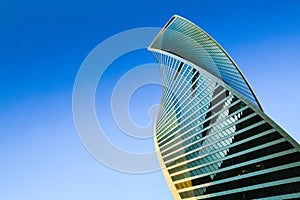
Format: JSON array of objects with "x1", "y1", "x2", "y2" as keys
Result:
[{"x1": 148, "y1": 14, "x2": 263, "y2": 111}]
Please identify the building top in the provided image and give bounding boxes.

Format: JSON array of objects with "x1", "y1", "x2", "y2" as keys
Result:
[{"x1": 148, "y1": 15, "x2": 263, "y2": 110}]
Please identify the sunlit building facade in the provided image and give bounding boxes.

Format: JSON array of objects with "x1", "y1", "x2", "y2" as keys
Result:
[{"x1": 148, "y1": 15, "x2": 300, "y2": 199}]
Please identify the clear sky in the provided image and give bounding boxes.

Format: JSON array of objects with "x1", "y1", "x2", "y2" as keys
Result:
[{"x1": 1, "y1": 0, "x2": 300, "y2": 199}]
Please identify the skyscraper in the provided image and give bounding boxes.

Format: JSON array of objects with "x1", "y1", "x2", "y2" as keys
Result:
[{"x1": 148, "y1": 15, "x2": 300, "y2": 200}]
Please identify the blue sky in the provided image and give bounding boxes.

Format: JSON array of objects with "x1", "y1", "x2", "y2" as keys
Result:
[{"x1": 1, "y1": 0, "x2": 300, "y2": 199}]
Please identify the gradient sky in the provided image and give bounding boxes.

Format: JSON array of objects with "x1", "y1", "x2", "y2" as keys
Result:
[{"x1": 1, "y1": 0, "x2": 300, "y2": 199}]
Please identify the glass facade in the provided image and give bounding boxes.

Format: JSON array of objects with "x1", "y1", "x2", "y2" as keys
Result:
[{"x1": 149, "y1": 15, "x2": 300, "y2": 200}]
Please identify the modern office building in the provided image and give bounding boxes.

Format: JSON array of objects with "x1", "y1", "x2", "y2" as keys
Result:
[{"x1": 148, "y1": 15, "x2": 300, "y2": 199}]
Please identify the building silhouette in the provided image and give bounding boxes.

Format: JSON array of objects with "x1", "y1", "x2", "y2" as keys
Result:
[{"x1": 148, "y1": 15, "x2": 300, "y2": 200}]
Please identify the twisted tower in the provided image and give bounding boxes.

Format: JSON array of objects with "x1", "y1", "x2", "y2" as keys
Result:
[{"x1": 149, "y1": 15, "x2": 300, "y2": 200}]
